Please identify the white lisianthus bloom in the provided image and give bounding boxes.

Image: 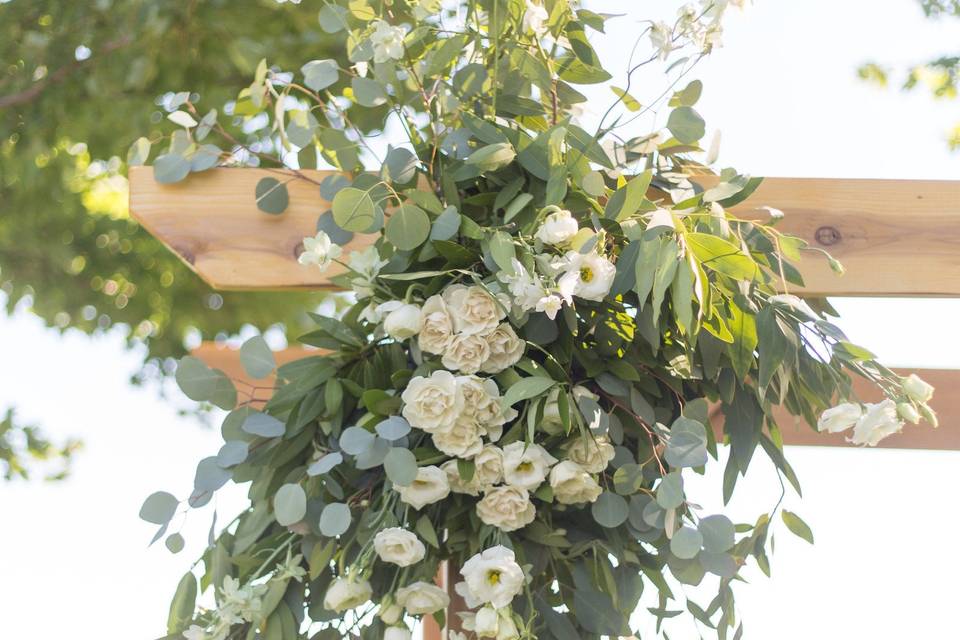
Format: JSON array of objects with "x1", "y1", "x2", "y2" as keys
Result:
[
  {"x1": 816, "y1": 402, "x2": 862, "y2": 434},
  {"x1": 323, "y1": 576, "x2": 373, "y2": 613},
  {"x1": 481, "y1": 324, "x2": 525, "y2": 373},
  {"x1": 401, "y1": 370, "x2": 464, "y2": 433},
  {"x1": 382, "y1": 302, "x2": 423, "y2": 340},
  {"x1": 535, "y1": 209, "x2": 579, "y2": 245},
  {"x1": 476, "y1": 486, "x2": 536, "y2": 531},
  {"x1": 443, "y1": 284, "x2": 506, "y2": 336},
  {"x1": 902, "y1": 373, "x2": 934, "y2": 403},
  {"x1": 535, "y1": 294, "x2": 563, "y2": 320},
  {"x1": 501, "y1": 442, "x2": 557, "y2": 490},
  {"x1": 395, "y1": 581, "x2": 451, "y2": 615},
  {"x1": 370, "y1": 20, "x2": 408, "y2": 63},
  {"x1": 298, "y1": 231, "x2": 342, "y2": 273},
  {"x1": 442, "y1": 333, "x2": 491, "y2": 374},
  {"x1": 373, "y1": 528, "x2": 426, "y2": 567},
  {"x1": 419, "y1": 294, "x2": 454, "y2": 354},
  {"x1": 566, "y1": 435, "x2": 615, "y2": 474},
  {"x1": 384, "y1": 627, "x2": 412, "y2": 640},
  {"x1": 433, "y1": 417, "x2": 484, "y2": 458},
  {"x1": 396, "y1": 465, "x2": 450, "y2": 509},
  {"x1": 850, "y1": 399, "x2": 903, "y2": 446},
  {"x1": 557, "y1": 251, "x2": 616, "y2": 302},
  {"x1": 549, "y1": 460, "x2": 602, "y2": 504},
  {"x1": 521, "y1": 0, "x2": 549, "y2": 37},
  {"x1": 347, "y1": 246, "x2": 387, "y2": 298},
  {"x1": 460, "y1": 546, "x2": 526, "y2": 609}
]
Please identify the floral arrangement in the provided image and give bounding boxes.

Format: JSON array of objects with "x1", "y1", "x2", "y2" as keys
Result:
[{"x1": 135, "y1": 1, "x2": 937, "y2": 639}]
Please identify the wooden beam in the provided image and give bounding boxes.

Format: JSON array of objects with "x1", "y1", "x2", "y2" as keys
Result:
[
  {"x1": 131, "y1": 167, "x2": 960, "y2": 296},
  {"x1": 193, "y1": 343, "x2": 957, "y2": 450}
]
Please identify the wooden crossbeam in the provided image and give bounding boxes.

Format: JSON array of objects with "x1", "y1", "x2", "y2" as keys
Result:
[
  {"x1": 194, "y1": 343, "x2": 956, "y2": 450},
  {"x1": 130, "y1": 167, "x2": 960, "y2": 296}
]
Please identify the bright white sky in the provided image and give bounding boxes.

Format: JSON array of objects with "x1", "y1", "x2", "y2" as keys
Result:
[{"x1": 2, "y1": 1, "x2": 960, "y2": 639}]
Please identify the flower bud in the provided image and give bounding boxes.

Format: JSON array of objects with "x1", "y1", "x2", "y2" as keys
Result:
[
  {"x1": 383, "y1": 303, "x2": 423, "y2": 340},
  {"x1": 379, "y1": 602, "x2": 402, "y2": 625},
  {"x1": 828, "y1": 257, "x2": 845, "y2": 275},
  {"x1": 902, "y1": 373, "x2": 934, "y2": 403},
  {"x1": 897, "y1": 402, "x2": 920, "y2": 424},
  {"x1": 920, "y1": 403, "x2": 939, "y2": 428},
  {"x1": 384, "y1": 626, "x2": 412, "y2": 640}
]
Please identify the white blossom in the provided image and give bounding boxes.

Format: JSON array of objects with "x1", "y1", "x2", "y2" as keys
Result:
[
  {"x1": 817, "y1": 402, "x2": 862, "y2": 434},
  {"x1": 476, "y1": 485, "x2": 536, "y2": 531},
  {"x1": 850, "y1": 399, "x2": 903, "y2": 446},
  {"x1": 557, "y1": 250, "x2": 616, "y2": 302},
  {"x1": 521, "y1": 1, "x2": 549, "y2": 38},
  {"x1": 395, "y1": 581, "x2": 450, "y2": 614},
  {"x1": 298, "y1": 231, "x2": 342, "y2": 273},
  {"x1": 396, "y1": 465, "x2": 451, "y2": 509},
  {"x1": 501, "y1": 442, "x2": 557, "y2": 490},
  {"x1": 373, "y1": 528, "x2": 426, "y2": 567},
  {"x1": 460, "y1": 546, "x2": 526, "y2": 609},
  {"x1": 370, "y1": 20, "x2": 408, "y2": 63},
  {"x1": 535, "y1": 208, "x2": 579, "y2": 245}
]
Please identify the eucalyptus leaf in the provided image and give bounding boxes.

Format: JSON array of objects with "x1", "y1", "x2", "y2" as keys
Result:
[
  {"x1": 274, "y1": 484, "x2": 307, "y2": 526},
  {"x1": 383, "y1": 447, "x2": 418, "y2": 486},
  {"x1": 240, "y1": 335, "x2": 275, "y2": 379},
  {"x1": 319, "y1": 502, "x2": 351, "y2": 537},
  {"x1": 140, "y1": 491, "x2": 179, "y2": 525}
]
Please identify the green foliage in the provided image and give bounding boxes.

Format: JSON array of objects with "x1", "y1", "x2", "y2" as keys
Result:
[{"x1": 0, "y1": 409, "x2": 80, "y2": 481}]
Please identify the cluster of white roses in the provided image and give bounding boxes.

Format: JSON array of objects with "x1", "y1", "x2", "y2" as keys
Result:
[{"x1": 817, "y1": 374, "x2": 936, "y2": 446}]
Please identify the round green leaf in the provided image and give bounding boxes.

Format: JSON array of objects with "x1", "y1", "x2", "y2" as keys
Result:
[
  {"x1": 355, "y1": 436, "x2": 391, "y2": 469},
  {"x1": 140, "y1": 491, "x2": 179, "y2": 524},
  {"x1": 581, "y1": 170, "x2": 606, "y2": 196},
  {"x1": 154, "y1": 153, "x2": 191, "y2": 184},
  {"x1": 666, "y1": 106, "x2": 706, "y2": 144},
  {"x1": 274, "y1": 483, "x2": 307, "y2": 526},
  {"x1": 340, "y1": 426, "x2": 374, "y2": 455},
  {"x1": 255, "y1": 177, "x2": 289, "y2": 215},
  {"x1": 332, "y1": 187, "x2": 376, "y2": 232},
  {"x1": 128, "y1": 137, "x2": 151, "y2": 166},
  {"x1": 383, "y1": 447, "x2": 418, "y2": 486},
  {"x1": 591, "y1": 491, "x2": 629, "y2": 528},
  {"x1": 656, "y1": 471, "x2": 684, "y2": 509},
  {"x1": 382, "y1": 146, "x2": 418, "y2": 184},
  {"x1": 670, "y1": 526, "x2": 703, "y2": 560},
  {"x1": 301, "y1": 59, "x2": 339, "y2": 91},
  {"x1": 307, "y1": 451, "x2": 343, "y2": 476},
  {"x1": 165, "y1": 532, "x2": 185, "y2": 554},
  {"x1": 385, "y1": 204, "x2": 430, "y2": 250},
  {"x1": 242, "y1": 411, "x2": 285, "y2": 438},
  {"x1": 699, "y1": 551, "x2": 737, "y2": 578},
  {"x1": 240, "y1": 335, "x2": 276, "y2": 379},
  {"x1": 319, "y1": 502, "x2": 352, "y2": 537},
  {"x1": 375, "y1": 416, "x2": 411, "y2": 441},
  {"x1": 698, "y1": 514, "x2": 736, "y2": 553},
  {"x1": 351, "y1": 77, "x2": 387, "y2": 107}
]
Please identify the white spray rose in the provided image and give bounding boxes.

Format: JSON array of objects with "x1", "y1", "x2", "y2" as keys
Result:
[
  {"x1": 433, "y1": 417, "x2": 484, "y2": 458},
  {"x1": 817, "y1": 402, "x2": 862, "y2": 434},
  {"x1": 474, "y1": 444, "x2": 505, "y2": 486},
  {"x1": 298, "y1": 231, "x2": 342, "y2": 273},
  {"x1": 442, "y1": 333, "x2": 491, "y2": 374},
  {"x1": 850, "y1": 399, "x2": 903, "y2": 446},
  {"x1": 557, "y1": 250, "x2": 616, "y2": 302},
  {"x1": 323, "y1": 576, "x2": 373, "y2": 612},
  {"x1": 460, "y1": 546, "x2": 526, "y2": 609},
  {"x1": 373, "y1": 528, "x2": 426, "y2": 567},
  {"x1": 476, "y1": 486, "x2": 536, "y2": 532},
  {"x1": 902, "y1": 373, "x2": 934, "y2": 403},
  {"x1": 370, "y1": 20, "x2": 408, "y2": 63},
  {"x1": 458, "y1": 376, "x2": 515, "y2": 439},
  {"x1": 396, "y1": 465, "x2": 450, "y2": 509},
  {"x1": 481, "y1": 324, "x2": 526, "y2": 373},
  {"x1": 501, "y1": 442, "x2": 557, "y2": 490},
  {"x1": 401, "y1": 370, "x2": 463, "y2": 433},
  {"x1": 384, "y1": 627, "x2": 412, "y2": 640},
  {"x1": 443, "y1": 284, "x2": 506, "y2": 336},
  {"x1": 549, "y1": 460, "x2": 602, "y2": 505},
  {"x1": 521, "y1": 0, "x2": 549, "y2": 37},
  {"x1": 395, "y1": 581, "x2": 450, "y2": 615},
  {"x1": 442, "y1": 459, "x2": 483, "y2": 496},
  {"x1": 535, "y1": 208, "x2": 579, "y2": 245},
  {"x1": 382, "y1": 302, "x2": 423, "y2": 340},
  {"x1": 566, "y1": 435, "x2": 615, "y2": 474},
  {"x1": 418, "y1": 294, "x2": 454, "y2": 354}
]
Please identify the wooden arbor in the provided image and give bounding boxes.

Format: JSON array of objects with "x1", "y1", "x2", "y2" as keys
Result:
[{"x1": 130, "y1": 166, "x2": 960, "y2": 636}]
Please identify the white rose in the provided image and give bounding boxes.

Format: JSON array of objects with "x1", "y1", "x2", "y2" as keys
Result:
[
  {"x1": 395, "y1": 581, "x2": 451, "y2": 615},
  {"x1": 442, "y1": 333, "x2": 491, "y2": 374},
  {"x1": 481, "y1": 324, "x2": 525, "y2": 374},
  {"x1": 373, "y1": 528, "x2": 426, "y2": 567},
  {"x1": 442, "y1": 459, "x2": 483, "y2": 496},
  {"x1": 501, "y1": 442, "x2": 557, "y2": 491},
  {"x1": 443, "y1": 285, "x2": 506, "y2": 336},
  {"x1": 850, "y1": 399, "x2": 903, "y2": 447},
  {"x1": 383, "y1": 303, "x2": 423, "y2": 340},
  {"x1": 396, "y1": 465, "x2": 450, "y2": 509},
  {"x1": 535, "y1": 208, "x2": 579, "y2": 245},
  {"x1": 549, "y1": 461, "x2": 602, "y2": 505},
  {"x1": 384, "y1": 627, "x2": 412, "y2": 640},
  {"x1": 419, "y1": 294, "x2": 454, "y2": 355},
  {"x1": 460, "y1": 546, "x2": 526, "y2": 609},
  {"x1": 323, "y1": 576, "x2": 373, "y2": 612},
  {"x1": 458, "y1": 376, "x2": 516, "y2": 439},
  {"x1": 817, "y1": 402, "x2": 862, "y2": 434},
  {"x1": 902, "y1": 373, "x2": 934, "y2": 403},
  {"x1": 557, "y1": 250, "x2": 616, "y2": 302},
  {"x1": 433, "y1": 417, "x2": 484, "y2": 458},
  {"x1": 474, "y1": 445, "x2": 505, "y2": 487},
  {"x1": 401, "y1": 370, "x2": 464, "y2": 433},
  {"x1": 566, "y1": 435, "x2": 615, "y2": 474},
  {"x1": 476, "y1": 486, "x2": 536, "y2": 532}
]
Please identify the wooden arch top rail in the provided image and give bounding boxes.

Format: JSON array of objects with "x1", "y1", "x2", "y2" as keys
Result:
[{"x1": 129, "y1": 167, "x2": 960, "y2": 296}]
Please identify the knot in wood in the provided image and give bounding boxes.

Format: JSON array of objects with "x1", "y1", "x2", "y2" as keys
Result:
[{"x1": 814, "y1": 226, "x2": 842, "y2": 246}]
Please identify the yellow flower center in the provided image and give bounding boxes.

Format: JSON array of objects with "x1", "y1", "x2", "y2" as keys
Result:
[
  {"x1": 516, "y1": 461, "x2": 534, "y2": 473},
  {"x1": 486, "y1": 570, "x2": 502, "y2": 585},
  {"x1": 580, "y1": 266, "x2": 594, "y2": 282}
]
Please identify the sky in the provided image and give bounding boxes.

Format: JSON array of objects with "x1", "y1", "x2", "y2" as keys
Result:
[{"x1": 2, "y1": 1, "x2": 960, "y2": 639}]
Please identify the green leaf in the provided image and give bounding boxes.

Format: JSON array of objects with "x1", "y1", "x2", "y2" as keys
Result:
[
  {"x1": 240, "y1": 335, "x2": 275, "y2": 379},
  {"x1": 167, "y1": 572, "x2": 197, "y2": 634},
  {"x1": 664, "y1": 417, "x2": 708, "y2": 468},
  {"x1": 592, "y1": 491, "x2": 629, "y2": 528},
  {"x1": 667, "y1": 106, "x2": 706, "y2": 144},
  {"x1": 610, "y1": 86, "x2": 641, "y2": 111},
  {"x1": 727, "y1": 302, "x2": 758, "y2": 381},
  {"x1": 574, "y1": 588, "x2": 628, "y2": 636},
  {"x1": 165, "y1": 533, "x2": 185, "y2": 554},
  {"x1": 384, "y1": 447, "x2": 418, "y2": 486},
  {"x1": 386, "y1": 204, "x2": 430, "y2": 250},
  {"x1": 503, "y1": 377, "x2": 555, "y2": 406},
  {"x1": 340, "y1": 426, "x2": 374, "y2": 455},
  {"x1": 332, "y1": 186, "x2": 377, "y2": 232},
  {"x1": 154, "y1": 153, "x2": 191, "y2": 184},
  {"x1": 489, "y1": 231, "x2": 516, "y2": 274},
  {"x1": 782, "y1": 510, "x2": 814, "y2": 544},
  {"x1": 175, "y1": 356, "x2": 236, "y2": 410},
  {"x1": 127, "y1": 137, "x2": 151, "y2": 166},
  {"x1": 670, "y1": 526, "x2": 703, "y2": 559},
  {"x1": 383, "y1": 146, "x2": 419, "y2": 184},
  {"x1": 656, "y1": 471, "x2": 684, "y2": 509},
  {"x1": 465, "y1": 142, "x2": 516, "y2": 171},
  {"x1": 255, "y1": 177, "x2": 289, "y2": 215},
  {"x1": 140, "y1": 491, "x2": 179, "y2": 525},
  {"x1": 416, "y1": 514, "x2": 440, "y2": 548},
  {"x1": 242, "y1": 411, "x2": 285, "y2": 438},
  {"x1": 307, "y1": 451, "x2": 343, "y2": 476},
  {"x1": 351, "y1": 77, "x2": 387, "y2": 107},
  {"x1": 319, "y1": 502, "x2": 351, "y2": 537},
  {"x1": 723, "y1": 388, "x2": 762, "y2": 474},
  {"x1": 686, "y1": 233, "x2": 759, "y2": 281},
  {"x1": 274, "y1": 484, "x2": 307, "y2": 526},
  {"x1": 698, "y1": 514, "x2": 735, "y2": 552},
  {"x1": 301, "y1": 59, "x2": 339, "y2": 91},
  {"x1": 430, "y1": 206, "x2": 461, "y2": 241},
  {"x1": 376, "y1": 416, "x2": 411, "y2": 440}
]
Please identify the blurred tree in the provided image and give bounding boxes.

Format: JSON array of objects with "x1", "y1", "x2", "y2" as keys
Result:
[
  {"x1": 0, "y1": 409, "x2": 81, "y2": 481},
  {"x1": 0, "y1": 0, "x2": 367, "y2": 477},
  {"x1": 858, "y1": 0, "x2": 960, "y2": 149}
]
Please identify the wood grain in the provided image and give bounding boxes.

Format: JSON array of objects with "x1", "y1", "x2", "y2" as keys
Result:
[{"x1": 131, "y1": 167, "x2": 960, "y2": 296}]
